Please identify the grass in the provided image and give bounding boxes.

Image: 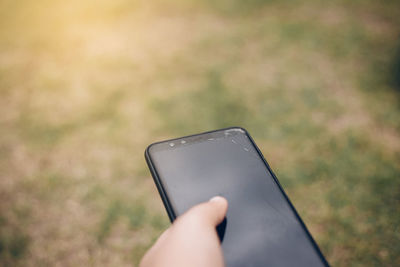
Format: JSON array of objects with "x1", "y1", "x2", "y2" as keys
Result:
[{"x1": 0, "y1": 0, "x2": 400, "y2": 266}]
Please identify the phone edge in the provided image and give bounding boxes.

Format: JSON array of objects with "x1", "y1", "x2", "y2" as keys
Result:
[
  {"x1": 243, "y1": 128, "x2": 330, "y2": 267},
  {"x1": 145, "y1": 146, "x2": 177, "y2": 222}
]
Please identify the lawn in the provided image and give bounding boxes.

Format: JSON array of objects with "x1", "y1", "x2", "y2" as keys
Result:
[{"x1": 0, "y1": 0, "x2": 399, "y2": 266}]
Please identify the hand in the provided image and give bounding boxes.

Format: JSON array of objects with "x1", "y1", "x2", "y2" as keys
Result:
[{"x1": 140, "y1": 196, "x2": 228, "y2": 267}]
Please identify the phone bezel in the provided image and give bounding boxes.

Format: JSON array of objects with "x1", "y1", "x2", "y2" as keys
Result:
[{"x1": 144, "y1": 126, "x2": 329, "y2": 266}]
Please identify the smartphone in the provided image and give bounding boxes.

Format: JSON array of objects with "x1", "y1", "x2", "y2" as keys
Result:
[{"x1": 145, "y1": 127, "x2": 329, "y2": 267}]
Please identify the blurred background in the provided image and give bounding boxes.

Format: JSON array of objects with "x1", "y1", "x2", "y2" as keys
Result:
[{"x1": 0, "y1": 0, "x2": 399, "y2": 266}]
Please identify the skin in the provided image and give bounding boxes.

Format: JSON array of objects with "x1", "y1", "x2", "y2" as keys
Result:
[{"x1": 140, "y1": 196, "x2": 228, "y2": 267}]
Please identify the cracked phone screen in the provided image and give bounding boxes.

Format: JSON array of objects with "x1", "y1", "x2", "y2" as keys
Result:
[{"x1": 149, "y1": 129, "x2": 325, "y2": 267}]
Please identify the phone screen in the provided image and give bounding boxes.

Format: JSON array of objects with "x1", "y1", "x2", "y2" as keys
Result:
[{"x1": 147, "y1": 128, "x2": 327, "y2": 267}]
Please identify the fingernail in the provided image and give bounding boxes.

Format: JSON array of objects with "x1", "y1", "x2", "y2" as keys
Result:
[{"x1": 209, "y1": 196, "x2": 225, "y2": 202}]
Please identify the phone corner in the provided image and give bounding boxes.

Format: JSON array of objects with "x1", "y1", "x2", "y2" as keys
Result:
[
  {"x1": 227, "y1": 126, "x2": 248, "y2": 134},
  {"x1": 144, "y1": 143, "x2": 155, "y2": 162}
]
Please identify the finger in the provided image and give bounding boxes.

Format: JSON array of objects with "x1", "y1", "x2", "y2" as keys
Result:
[
  {"x1": 139, "y1": 227, "x2": 171, "y2": 265},
  {"x1": 185, "y1": 196, "x2": 228, "y2": 226},
  {"x1": 154, "y1": 226, "x2": 171, "y2": 245}
]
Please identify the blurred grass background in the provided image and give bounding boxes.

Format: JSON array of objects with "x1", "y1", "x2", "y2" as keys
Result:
[{"x1": 0, "y1": 0, "x2": 400, "y2": 266}]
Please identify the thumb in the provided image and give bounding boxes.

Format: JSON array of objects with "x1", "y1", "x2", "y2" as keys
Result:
[{"x1": 183, "y1": 196, "x2": 228, "y2": 227}]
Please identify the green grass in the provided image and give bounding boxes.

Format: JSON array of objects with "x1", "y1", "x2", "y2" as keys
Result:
[{"x1": 0, "y1": 0, "x2": 399, "y2": 266}]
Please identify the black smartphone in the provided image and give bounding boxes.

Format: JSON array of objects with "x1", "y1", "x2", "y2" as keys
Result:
[{"x1": 145, "y1": 127, "x2": 329, "y2": 267}]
